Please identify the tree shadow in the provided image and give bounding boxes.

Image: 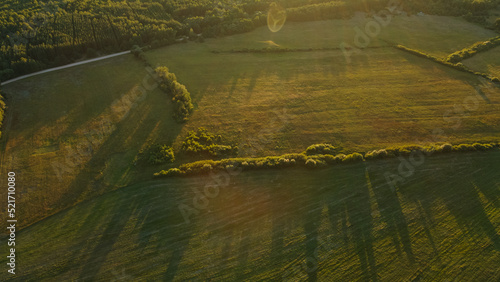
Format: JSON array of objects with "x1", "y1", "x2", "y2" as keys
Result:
[
  {"x1": 76, "y1": 179, "x2": 194, "y2": 281},
  {"x1": 77, "y1": 191, "x2": 138, "y2": 281},
  {"x1": 430, "y1": 153, "x2": 500, "y2": 251},
  {"x1": 329, "y1": 163, "x2": 378, "y2": 281},
  {"x1": 366, "y1": 160, "x2": 415, "y2": 264}
]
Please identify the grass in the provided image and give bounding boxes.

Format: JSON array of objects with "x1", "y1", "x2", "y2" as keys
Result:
[
  {"x1": 1, "y1": 151, "x2": 498, "y2": 280},
  {"x1": 463, "y1": 45, "x2": 500, "y2": 79},
  {"x1": 377, "y1": 15, "x2": 498, "y2": 58},
  {"x1": 0, "y1": 55, "x2": 184, "y2": 227},
  {"x1": 147, "y1": 30, "x2": 500, "y2": 157},
  {"x1": 1, "y1": 14, "x2": 500, "y2": 230}
]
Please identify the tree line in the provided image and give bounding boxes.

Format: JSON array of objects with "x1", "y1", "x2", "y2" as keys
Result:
[{"x1": 1, "y1": 0, "x2": 498, "y2": 82}]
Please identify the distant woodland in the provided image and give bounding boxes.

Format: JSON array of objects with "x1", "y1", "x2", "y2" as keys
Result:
[{"x1": 1, "y1": 0, "x2": 499, "y2": 81}]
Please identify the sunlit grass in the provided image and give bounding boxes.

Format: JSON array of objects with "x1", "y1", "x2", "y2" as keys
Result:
[
  {"x1": 1, "y1": 152, "x2": 498, "y2": 281},
  {"x1": 463, "y1": 46, "x2": 500, "y2": 78}
]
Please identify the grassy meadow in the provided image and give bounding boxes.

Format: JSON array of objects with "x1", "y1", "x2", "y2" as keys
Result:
[
  {"x1": 2, "y1": 14, "x2": 500, "y2": 229},
  {"x1": 1, "y1": 151, "x2": 499, "y2": 281},
  {"x1": 0, "y1": 12, "x2": 499, "y2": 281},
  {"x1": 0, "y1": 55, "x2": 184, "y2": 226},
  {"x1": 147, "y1": 16, "x2": 500, "y2": 157},
  {"x1": 463, "y1": 45, "x2": 500, "y2": 79}
]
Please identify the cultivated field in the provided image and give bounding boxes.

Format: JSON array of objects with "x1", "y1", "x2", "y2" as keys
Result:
[{"x1": 1, "y1": 151, "x2": 498, "y2": 281}]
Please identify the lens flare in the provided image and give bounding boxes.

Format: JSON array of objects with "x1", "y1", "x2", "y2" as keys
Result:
[{"x1": 267, "y1": 2, "x2": 286, "y2": 33}]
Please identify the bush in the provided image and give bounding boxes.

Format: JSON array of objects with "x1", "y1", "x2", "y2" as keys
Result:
[
  {"x1": 181, "y1": 127, "x2": 237, "y2": 158},
  {"x1": 148, "y1": 144, "x2": 175, "y2": 164},
  {"x1": 440, "y1": 143, "x2": 453, "y2": 153},
  {"x1": 305, "y1": 143, "x2": 336, "y2": 155},
  {"x1": 342, "y1": 153, "x2": 364, "y2": 163},
  {"x1": 365, "y1": 149, "x2": 392, "y2": 160},
  {"x1": 305, "y1": 158, "x2": 317, "y2": 168}
]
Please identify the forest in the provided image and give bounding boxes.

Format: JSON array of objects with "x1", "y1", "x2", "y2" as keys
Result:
[{"x1": 0, "y1": 0, "x2": 499, "y2": 82}]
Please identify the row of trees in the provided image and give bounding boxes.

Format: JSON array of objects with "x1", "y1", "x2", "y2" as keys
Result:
[
  {"x1": 2, "y1": 0, "x2": 498, "y2": 81},
  {"x1": 405, "y1": 0, "x2": 500, "y2": 17},
  {"x1": 155, "y1": 66, "x2": 194, "y2": 122}
]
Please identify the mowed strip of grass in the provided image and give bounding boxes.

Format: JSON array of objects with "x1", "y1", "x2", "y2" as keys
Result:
[
  {"x1": 1, "y1": 151, "x2": 498, "y2": 281},
  {"x1": 147, "y1": 39, "x2": 500, "y2": 157},
  {"x1": 0, "y1": 55, "x2": 183, "y2": 228},
  {"x1": 463, "y1": 45, "x2": 500, "y2": 79}
]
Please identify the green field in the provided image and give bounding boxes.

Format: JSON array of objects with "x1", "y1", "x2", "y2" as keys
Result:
[
  {"x1": 147, "y1": 17, "x2": 500, "y2": 157},
  {"x1": 1, "y1": 151, "x2": 499, "y2": 281},
  {"x1": 0, "y1": 56, "x2": 183, "y2": 226},
  {"x1": 2, "y1": 14, "x2": 500, "y2": 229},
  {"x1": 1, "y1": 13, "x2": 500, "y2": 281},
  {"x1": 463, "y1": 45, "x2": 500, "y2": 79},
  {"x1": 377, "y1": 15, "x2": 498, "y2": 58}
]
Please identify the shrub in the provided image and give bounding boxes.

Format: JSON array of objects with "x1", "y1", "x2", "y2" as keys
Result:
[
  {"x1": 305, "y1": 143, "x2": 336, "y2": 155},
  {"x1": 440, "y1": 143, "x2": 453, "y2": 153},
  {"x1": 181, "y1": 127, "x2": 237, "y2": 158},
  {"x1": 454, "y1": 144, "x2": 476, "y2": 152},
  {"x1": 154, "y1": 168, "x2": 183, "y2": 177},
  {"x1": 342, "y1": 153, "x2": 364, "y2": 163},
  {"x1": 155, "y1": 142, "x2": 499, "y2": 177},
  {"x1": 131, "y1": 45, "x2": 143, "y2": 57},
  {"x1": 365, "y1": 149, "x2": 391, "y2": 160},
  {"x1": 305, "y1": 158, "x2": 317, "y2": 168},
  {"x1": 148, "y1": 144, "x2": 175, "y2": 164}
]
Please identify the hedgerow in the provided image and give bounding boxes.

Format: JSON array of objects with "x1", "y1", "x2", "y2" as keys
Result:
[
  {"x1": 155, "y1": 66, "x2": 194, "y2": 122},
  {"x1": 446, "y1": 36, "x2": 500, "y2": 64},
  {"x1": 395, "y1": 45, "x2": 500, "y2": 82},
  {"x1": 364, "y1": 142, "x2": 499, "y2": 160},
  {"x1": 154, "y1": 142, "x2": 499, "y2": 177}
]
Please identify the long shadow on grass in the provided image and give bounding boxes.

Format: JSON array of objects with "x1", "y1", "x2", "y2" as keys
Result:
[
  {"x1": 77, "y1": 181, "x2": 193, "y2": 281},
  {"x1": 59, "y1": 89, "x2": 184, "y2": 220},
  {"x1": 366, "y1": 160, "x2": 416, "y2": 264},
  {"x1": 382, "y1": 151, "x2": 500, "y2": 262},
  {"x1": 429, "y1": 153, "x2": 500, "y2": 251},
  {"x1": 77, "y1": 190, "x2": 138, "y2": 281},
  {"x1": 328, "y1": 163, "x2": 378, "y2": 281},
  {"x1": 135, "y1": 181, "x2": 195, "y2": 281}
]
